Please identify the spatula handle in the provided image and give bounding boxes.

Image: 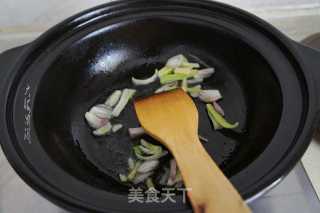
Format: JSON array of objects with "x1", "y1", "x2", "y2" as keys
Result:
[{"x1": 169, "y1": 134, "x2": 251, "y2": 213}]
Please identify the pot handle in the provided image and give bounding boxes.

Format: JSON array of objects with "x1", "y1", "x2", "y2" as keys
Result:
[
  {"x1": 0, "y1": 45, "x2": 28, "y2": 91},
  {"x1": 292, "y1": 40, "x2": 320, "y2": 101}
]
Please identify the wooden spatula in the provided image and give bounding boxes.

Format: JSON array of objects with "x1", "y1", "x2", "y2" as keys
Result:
[{"x1": 134, "y1": 89, "x2": 251, "y2": 213}]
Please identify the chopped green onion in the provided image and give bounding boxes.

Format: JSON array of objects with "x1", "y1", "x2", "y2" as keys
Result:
[
  {"x1": 206, "y1": 104, "x2": 238, "y2": 129},
  {"x1": 127, "y1": 161, "x2": 142, "y2": 181},
  {"x1": 181, "y1": 62, "x2": 200, "y2": 68},
  {"x1": 112, "y1": 124, "x2": 123, "y2": 132},
  {"x1": 155, "y1": 81, "x2": 178, "y2": 93},
  {"x1": 174, "y1": 67, "x2": 197, "y2": 76},
  {"x1": 146, "y1": 178, "x2": 155, "y2": 189},
  {"x1": 181, "y1": 78, "x2": 188, "y2": 92},
  {"x1": 140, "y1": 139, "x2": 162, "y2": 154},
  {"x1": 119, "y1": 174, "x2": 128, "y2": 182},
  {"x1": 112, "y1": 89, "x2": 136, "y2": 117},
  {"x1": 175, "y1": 169, "x2": 182, "y2": 183},
  {"x1": 105, "y1": 90, "x2": 122, "y2": 107},
  {"x1": 128, "y1": 158, "x2": 135, "y2": 170},
  {"x1": 92, "y1": 122, "x2": 112, "y2": 136},
  {"x1": 160, "y1": 73, "x2": 189, "y2": 84},
  {"x1": 187, "y1": 85, "x2": 202, "y2": 98},
  {"x1": 139, "y1": 145, "x2": 155, "y2": 155},
  {"x1": 133, "y1": 146, "x2": 167, "y2": 161},
  {"x1": 138, "y1": 160, "x2": 159, "y2": 173},
  {"x1": 132, "y1": 70, "x2": 158, "y2": 86},
  {"x1": 158, "y1": 66, "x2": 173, "y2": 77}
]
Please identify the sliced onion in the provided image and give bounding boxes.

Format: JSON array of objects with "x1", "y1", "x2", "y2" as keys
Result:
[
  {"x1": 166, "y1": 54, "x2": 188, "y2": 68},
  {"x1": 85, "y1": 112, "x2": 108, "y2": 129},
  {"x1": 159, "y1": 167, "x2": 170, "y2": 185},
  {"x1": 93, "y1": 122, "x2": 112, "y2": 136},
  {"x1": 132, "y1": 70, "x2": 158, "y2": 86},
  {"x1": 90, "y1": 104, "x2": 113, "y2": 119},
  {"x1": 112, "y1": 89, "x2": 136, "y2": 117},
  {"x1": 213, "y1": 101, "x2": 225, "y2": 116},
  {"x1": 155, "y1": 81, "x2": 178, "y2": 93},
  {"x1": 195, "y1": 68, "x2": 215, "y2": 79},
  {"x1": 199, "y1": 90, "x2": 222, "y2": 103},
  {"x1": 167, "y1": 159, "x2": 177, "y2": 186},
  {"x1": 137, "y1": 160, "x2": 159, "y2": 173},
  {"x1": 128, "y1": 158, "x2": 135, "y2": 170},
  {"x1": 105, "y1": 90, "x2": 122, "y2": 107},
  {"x1": 133, "y1": 171, "x2": 153, "y2": 184},
  {"x1": 112, "y1": 124, "x2": 123, "y2": 132},
  {"x1": 128, "y1": 127, "x2": 145, "y2": 139},
  {"x1": 198, "y1": 135, "x2": 209, "y2": 142},
  {"x1": 187, "y1": 77, "x2": 203, "y2": 84}
]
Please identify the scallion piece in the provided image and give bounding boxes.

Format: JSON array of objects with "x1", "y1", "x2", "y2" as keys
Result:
[
  {"x1": 112, "y1": 89, "x2": 136, "y2": 117},
  {"x1": 133, "y1": 146, "x2": 167, "y2": 161},
  {"x1": 158, "y1": 66, "x2": 173, "y2": 77},
  {"x1": 119, "y1": 174, "x2": 128, "y2": 182},
  {"x1": 92, "y1": 122, "x2": 112, "y2": 136},
  {"x1": 181, "y1": 78, "x2": 188, "y2": 92},
  {"x1": 140, "y1": 139, "x2": 162, "y2": 154},
  {"x1": 160, "y1": 73, "x2": 189, "y2": 84},
  {"x1": 127, "y1": 161, "x2": 142, "y2": 181},
  {"x1": 174, "y1": 67, "x2": 197, "y2": 77},
  {"x1": 155, "y1": 81, "x2": 178, "y2": 93},
  {"x1": 181, "y1": 62, "x2": 200, "y2": 69},
  {"x1": 112, "y1": 124, "x2": 123, "y2": 133},
  {"x1": 187, "y1": 85, "x2": 202, "y2": 98},
  {"x1": 206, "y1": 104, "x2": 238, "y2": 129},
  {"x1": 105, "y1": 90, "x2": 122, "y2": 107},
  {"x1": 146, "y1": 178, "x2": 155, "y2": 189}
]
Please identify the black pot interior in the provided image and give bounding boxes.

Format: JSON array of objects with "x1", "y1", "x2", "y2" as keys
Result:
[{"x1": 33, "y1": 17, "x2": 282, "y2": 194}]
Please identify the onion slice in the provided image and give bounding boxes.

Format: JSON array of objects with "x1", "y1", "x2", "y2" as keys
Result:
[
  {"x1": 199, "y1": 90, "x2": 222, "y2": 103},
  {"x1": 195, "y1": 68, "x2": 215, "y2": 79},
  {"x1": 166, "y1": 54, "x2": 188, "y2": 68},
  {"x1": 167, "y1": 159, "x2": 177, "y2": 186},
  {"x1": 85, "y1": 112, "x2": 108, "y2": 129},
  {"x1": 213, "y1": 101, "x2": 225, "y2": 116},
  {"x1": 132, "y1": 70, "x2": 158, "y2": 86},
  {"x1": 133, "y1": 172, "x2": 153, "y2": 185},
  {"x1": 128, "y1": 127, "x2": 145, "y2": 139},
  {"x1": 137, "y1": 160, "x2": 159, "y2": 173}
]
